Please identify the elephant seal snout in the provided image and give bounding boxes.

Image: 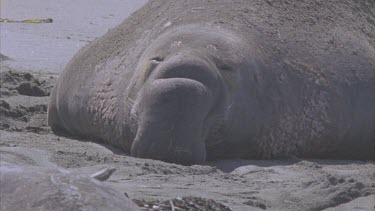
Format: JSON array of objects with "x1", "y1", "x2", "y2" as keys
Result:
[{"x1": 131, "y1": 77, "x2": 214, "y2": 164}]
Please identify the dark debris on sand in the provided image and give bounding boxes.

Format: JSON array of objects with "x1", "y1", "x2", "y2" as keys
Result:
[
  {"x1": 0, "y1": 68, "x2": 56, "y2": 134},
  {"x1": 133, "y1": 196, "x2": 232, "y2": 211},
  {"x1": 0, "y1": 69, "x2": 54, "y2": 97}
]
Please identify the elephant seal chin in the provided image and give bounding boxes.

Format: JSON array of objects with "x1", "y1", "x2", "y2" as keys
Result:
[{"x1": 127, "y1": 27, "x2": 246, "y2": 164}]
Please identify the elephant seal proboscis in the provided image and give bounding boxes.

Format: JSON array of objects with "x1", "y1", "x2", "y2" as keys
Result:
[{"x1": 48, "y1": 0, "x2": 374, "y2": 164}]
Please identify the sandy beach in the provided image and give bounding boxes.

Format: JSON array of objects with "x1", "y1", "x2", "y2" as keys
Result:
[{"x1": 0, "y1": 0, "x2": 374, "y2": 210}]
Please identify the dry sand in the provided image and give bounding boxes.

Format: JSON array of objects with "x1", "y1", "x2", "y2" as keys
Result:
[{"x1": 0, "y1": 0, "x2": 374, "y2": 210}]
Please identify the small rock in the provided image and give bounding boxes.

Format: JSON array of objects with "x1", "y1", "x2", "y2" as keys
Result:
[
  {"x1": 16, "y1": 82, "x2": 47, "y2": 96},
  {"x1": 1, "y1": 123, "x2": 10, "y2": 129},
  {"x1": 90, "y1": 167, "x2": 116, "y2": 181},
  {"x1": 176, "y1": 197, "x2": 183, "y2": 201},
  {"x1": 328, "y1": 175, "x2": 338, "y2": 185},
  {"x1": 354, "y1": 182, "x2": 365, "y2": 189},
  {"x1": 0, "y1": 100, "x2": 10, "y2": 109},
  {"x1": 23, "y1": 73, "x2": 32, "y2": 81},
  {"x1": 21, "y1": 116, "x2": 28, "y2": 122},
  {"x1": 338, "y1": 178, "x2": 345, "y2": 183},
  {"x1": 244, "y1": 200, "x2": 267, "y2": 210},
  {"x1": 26, "y1": 126, "x2": 44, "y2": 133}
]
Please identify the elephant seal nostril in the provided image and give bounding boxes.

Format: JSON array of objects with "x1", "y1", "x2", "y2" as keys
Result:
[{"x1": 150, "y1": 55, "x2": 218, "y2": 89}]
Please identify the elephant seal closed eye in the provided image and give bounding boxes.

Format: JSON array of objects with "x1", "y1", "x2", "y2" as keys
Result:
[{"x1": 48, "y1": 0, "x2": 374, "y2": 164}]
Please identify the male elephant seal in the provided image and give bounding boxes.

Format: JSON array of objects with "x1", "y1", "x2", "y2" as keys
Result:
[{"x1": 48, "y1": 0, "x2": 374, "y2": 164}]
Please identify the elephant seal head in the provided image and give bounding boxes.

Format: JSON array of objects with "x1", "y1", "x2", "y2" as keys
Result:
[{"x1": 128, "y1": 25, "x2": 251, "y2": 164}]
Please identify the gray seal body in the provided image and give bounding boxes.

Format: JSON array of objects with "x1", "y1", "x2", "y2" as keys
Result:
[
  {"x1": 48, "y1": 0, "x2": 375, "y2": 164},
  {"x1": 0, "y1": 166, "x2": 139, "y2": 211}
]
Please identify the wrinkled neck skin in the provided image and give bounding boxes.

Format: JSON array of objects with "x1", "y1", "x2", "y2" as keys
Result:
[{"x1": 125, "y1": 25, "x2": 251, "y2": 165}]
